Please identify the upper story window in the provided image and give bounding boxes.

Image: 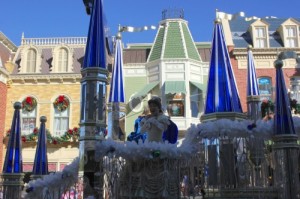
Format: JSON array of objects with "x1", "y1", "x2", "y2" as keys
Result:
[
  {"x1": 285, "y1": 26, "x2": 298, "y2": 47},
  {"x1": 255, "y1": 27, "x2": 267, "y2": 48},
  {"x1": 250, "y1": 20, "x2": 270, "y2": 48},
  {"x1": 26, "y1": 49, "x2": 37, "y2": 73},
  {"x1": 58, "y1": 48, "x2": 68, "y2": 72},
  {"x1": 278, "y1": 18, "x2": 300, "y2": 48},
  {"x1": 52, "y1": 46, "x2": 73, "y2": 73}
]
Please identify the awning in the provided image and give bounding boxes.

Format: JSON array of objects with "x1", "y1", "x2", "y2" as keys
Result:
[
  {"x1": 164, "y1": 81, "x2": 186, "y2": 94},
  {"x1": 190, "y1": 81, "x2": 206, "y2": 92},
  {"x1": 132, "y1": 81, "x2": 160, "y2": 98}
]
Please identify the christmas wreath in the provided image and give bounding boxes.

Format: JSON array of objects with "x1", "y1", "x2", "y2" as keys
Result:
[
  {"x1": 22, "y1": 96, "x2": 37, "y2": 112},
  {"x1": 53, "y1": 95, "x2": 70, "y2": 112},
  {"x1": 261, "y1": 100, "x2": 274, "y2": 118},
  {"x1": 290, "y1": 98, "x2": 300, "y2": 114}
]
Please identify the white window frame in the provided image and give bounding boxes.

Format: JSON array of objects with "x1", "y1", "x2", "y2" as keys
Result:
[
  {"x1": 26, "y1": 49, "x2": 37, "y2": 73},
  {"x1": 255, "y1": 27, "x2": 267, "y2": 48},
  {"x1": 52, "y1": 45, "x2": 73, "y2": 73},
  {"x1": 20, "y1": 45, "x2": 42, "y2": 73},
  {"x1": 290, "y1": 77, "x2": 300, "y2": 102},
  {"x1": 53, "y1": 106, "x2": 69, "y2": 136},
  {"x1": 58, "y1": 48, "x2": 69, "y2": 72},
  {"x1": 285, "y1": 26, "x2": 298, "y2": 47},
  {"x1": 21, "y1": 108, "x2": 37, "y2": 135},
  {"x1": 258, "y1": 77, "x2": 273, "y2": 101}
]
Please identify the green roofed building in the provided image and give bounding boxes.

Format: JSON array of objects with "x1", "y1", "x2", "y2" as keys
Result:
[{"x1": 122, "y1": 9, "x2": 211, "y2": 137}]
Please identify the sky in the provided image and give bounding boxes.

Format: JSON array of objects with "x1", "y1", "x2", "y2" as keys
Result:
[{"x1": 1, "y1": 0, "x2": 300, "y2": 47}]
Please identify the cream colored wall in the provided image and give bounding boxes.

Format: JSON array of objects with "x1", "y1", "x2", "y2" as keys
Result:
[
  {"x1": 4, "y1": 81, "x2": 81, "y2": 171},
  {"x1": 22, "y1": 146, "x2": 79, "y2": 171},
  {"x1": 5, "y1": 82, "x2": 81, "y2": 132}
]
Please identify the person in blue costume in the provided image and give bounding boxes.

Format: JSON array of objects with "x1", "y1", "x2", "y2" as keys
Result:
[
  {"x1": 162, "y1": 118, "x2": 178, "y2": 144},
  {"x1": 127, "y1": 108, "x2": 149, "y2": 143}
]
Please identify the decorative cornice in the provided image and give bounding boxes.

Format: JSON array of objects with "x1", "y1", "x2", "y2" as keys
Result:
[
  {"x1": 0, "y1": 67, "x2": 9, "y2": 84},
  {"x1": 9, "y1": 73, "x2": 82, "y2": 84},
  {"x1": 233, "y1": 47, "x2": 300, "y2": 57}
]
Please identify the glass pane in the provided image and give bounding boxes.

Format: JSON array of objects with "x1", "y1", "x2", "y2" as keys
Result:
[
  {"x1": 54, "y1": 118, "x2": 61, "y2": 136},
  {"x1": 167, "y1": 101, "x2": 184, "y2": 117},
  {"x1": 58, "y1": 48, "x2": 68, "y2": 72},
  {"x1": 54, "y1": 116, "x2": 69, "y2": 136},
  {"x1": 26, "y1": 49, "x2": 36, "y2": 73},
  {"x1": 258, "y1": 77, "x2": 272, "y2": 100},
  {"x1": 190, "y1": 84, "x2": 202, "y2": 117},
  {"x1": 22, "y1": 118, "x2": 36, "y2": 135}
]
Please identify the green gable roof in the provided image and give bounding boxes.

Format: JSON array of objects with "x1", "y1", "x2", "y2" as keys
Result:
[
  {"x1": 164, "y1": 22, "x2": 185, "y2": 59},
  {"x1": 148, "y1": 27, "x2": 165, "y2": 62},
  {"x1": 148, "y1": 19, "x2": 201, "y2": 62},
  {"x1": 181, "y1": 23, "x2": 201, "y2": 61}
]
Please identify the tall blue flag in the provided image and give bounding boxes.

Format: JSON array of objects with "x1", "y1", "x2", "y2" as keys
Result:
[
  {"x1": 32, "y1": 116, "x2": 48, "y2": 175},
  {"x1": 205, "y1": 20, "x2": 243, "y2": 114},
  {"x1": 3, "y1": 102, "x2": 23, "y2": 173},
  {"x1": 83, "y1": 0, "x2": 107, "y2": 69},
  {"x1": 274, "y1": 60, "x2": 295, "y2": 135},
  {"x1": 109, "y1": 38, "x2": 125, "y2": 103}
]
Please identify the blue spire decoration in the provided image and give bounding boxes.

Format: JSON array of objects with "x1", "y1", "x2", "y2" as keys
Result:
[
  {"x1": 246, "y1": 46, "x2": 261, "y2": 121},
  {"x1": 246, "y1": 47, "x2": 260, "y2": 97},
  {"x1": 205, "y1": 20, "x2": 243, "y2": 114},
  {"x1": 274, "y1": 60, "x2": 295, "y2": 135},
  {"x1": 3, "y1": 102, "x2": 23, "y2": 173},
  {"x1": 32, "y1": 116, "x2": 48, "y2": 176},
  {"x1": 109, "y1": 37, "x2": 125, "y2": 103},
  {"x1": 83, "y1": 0, "x2": 107, "y2": 69}
]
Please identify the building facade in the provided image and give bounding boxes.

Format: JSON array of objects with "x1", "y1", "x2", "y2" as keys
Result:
[
  {"x1": 0, "y1": 32, "x2": 17, "y2": 170},
  {"x1": 220, "y1": 15, "x2": 300, "y2": 112},
  {"x1": 3, "y1": 36, "x2": 85, "y2": 173},
  {"x1": 122, "y1": 11, "x2": 211, "y2": 136},
  {"x1": 1, "y1": 11, "x2": 299, "y2": 173}
]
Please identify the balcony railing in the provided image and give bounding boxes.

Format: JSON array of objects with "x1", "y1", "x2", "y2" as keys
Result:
[{"x1": 21, "y1": 37, "x2": 87, "y2": 46}]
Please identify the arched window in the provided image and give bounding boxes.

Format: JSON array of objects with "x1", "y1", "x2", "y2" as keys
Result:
[
  {"x1": 21, "y1": 96, "x2": 37, "y2": 135},
  {"x1": 258, "y1": 77, "x2": 272, "y2": 101},
  {"x1": 58, "y1": 48, "x2": 68, "y2": 72},
  {"x1": 26, "y1": 49, "x2": 37, "y2": 73},
  {"x1": 53, "y1": 95, "x2": 70, "y2": 136}
]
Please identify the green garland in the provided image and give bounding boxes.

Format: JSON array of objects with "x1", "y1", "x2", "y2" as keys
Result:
[{"x1": 6, "y1": 127, "x2": 79, "y2": 145}]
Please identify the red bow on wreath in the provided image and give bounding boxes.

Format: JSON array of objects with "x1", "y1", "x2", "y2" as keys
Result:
[
  {"x1": 22, "y1": 96, "x2": 37, "y2": 112},
  {"x1": 53, "y1": 95, "x2": 70, "y2": 112}
]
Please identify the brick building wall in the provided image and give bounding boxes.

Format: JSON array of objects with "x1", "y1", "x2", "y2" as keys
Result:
[{"x1": 229, "y1": 46, "x2": 300, "y2": 112}]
